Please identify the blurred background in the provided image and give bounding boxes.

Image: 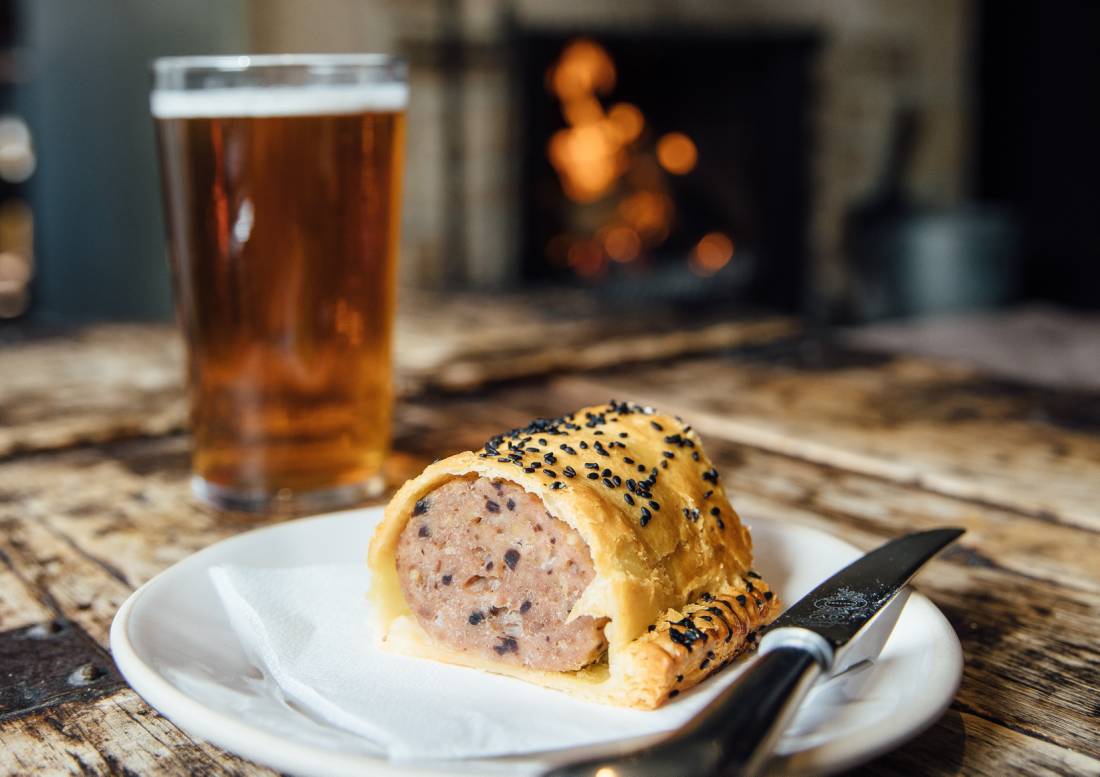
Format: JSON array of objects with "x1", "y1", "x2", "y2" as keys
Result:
[{"x1": 0, "y1": 0, "x2": 1097, "y2": 330}]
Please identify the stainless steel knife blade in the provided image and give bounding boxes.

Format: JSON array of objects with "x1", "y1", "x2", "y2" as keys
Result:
[{"x1": 760, "y1": 527, "x2": 964, "y2": 672}]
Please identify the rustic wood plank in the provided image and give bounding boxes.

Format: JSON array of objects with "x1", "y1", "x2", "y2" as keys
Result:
[
  {"x1": 0, "y1": 386, "x2": 1096, "y2": 773},
  {"x1": 0, "y1": 304, "x2": 793, "y2": 458},
  {"x1": 843, "y1": 709, "x2": 1100, "y2": 777},
  {"x1": 552, "y1": 347, "x2": 1100, "y2": 531},
  {"x1": 0, "y1": 619, "x2": 124, "y2": 723},
  {"x1": 0, "y1": 688, "x2": 273, "y2": 776},
  {"x1": 0, "y1": 326, "x2": 186, "y2": 459},
  {"x1": 0, "y1": 510, "x2": 134, "y2": 649},
  {"x1": 0, "y1": 565, "x2": 52, "y2": 632}
]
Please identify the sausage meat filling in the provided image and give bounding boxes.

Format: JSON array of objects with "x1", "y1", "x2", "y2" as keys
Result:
[{"x1": 395, "y1": 477, "x2": 608, "y2": 671}]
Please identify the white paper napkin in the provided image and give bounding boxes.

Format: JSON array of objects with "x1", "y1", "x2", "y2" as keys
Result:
[{"x1": 209, "y1": 563, "x2": 749, "y2": 763}]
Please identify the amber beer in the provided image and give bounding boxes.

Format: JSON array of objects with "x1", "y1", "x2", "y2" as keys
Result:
[{"x1": 152, "y1": 57, "x2": 406, "y2": 511}]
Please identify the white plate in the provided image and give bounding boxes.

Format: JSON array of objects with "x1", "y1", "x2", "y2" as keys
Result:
[{"x1": 111, "y1": 508, "x2": 962, "y2": 777}]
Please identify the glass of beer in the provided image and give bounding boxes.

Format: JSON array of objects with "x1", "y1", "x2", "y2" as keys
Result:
[{"x1": 151, "y1": 55, "x2": 406, "y2": 513}]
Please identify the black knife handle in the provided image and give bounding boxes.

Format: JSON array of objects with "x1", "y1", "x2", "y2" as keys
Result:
[
  {"x1": 542, "y1": 645, "x2": 824, "y2": 777},
  {"x1": 688, "y1": 646, "x2": 824, "y2": 776}
]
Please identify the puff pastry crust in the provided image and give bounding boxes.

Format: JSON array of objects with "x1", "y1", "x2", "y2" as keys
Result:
[{"x1": 368, "y1": 400, "x2": 780, "y2": 708}]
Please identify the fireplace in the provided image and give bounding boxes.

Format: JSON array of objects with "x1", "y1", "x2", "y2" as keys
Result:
[
  {"x1": 307, "y1": 2, "x2": 974, "y2": 312},
  {"x1": 516, "y1": 30, "x2": 819, "y2": 310}
]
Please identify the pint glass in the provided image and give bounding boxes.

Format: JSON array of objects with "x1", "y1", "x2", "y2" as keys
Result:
[{"x1": 152, "y1": 56, "x2": 406, "y2": 512}]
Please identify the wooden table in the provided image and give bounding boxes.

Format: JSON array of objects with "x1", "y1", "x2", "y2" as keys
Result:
[{"x1": 1, "y1": 308, "x2": 1098, "y2": 776}]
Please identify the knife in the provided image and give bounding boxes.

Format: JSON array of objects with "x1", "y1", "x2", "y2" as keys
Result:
[{"x1": 542, "y1": 527, "x2": 964, "y2": 777}]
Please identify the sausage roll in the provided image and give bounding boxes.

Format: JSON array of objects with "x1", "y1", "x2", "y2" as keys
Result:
[{"x1": 368, "y1": 401, "x2": 780, "y2": 709}]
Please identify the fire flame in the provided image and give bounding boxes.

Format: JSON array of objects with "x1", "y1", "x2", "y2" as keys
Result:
[
  {"x1": 546, "y1": 38, "x2": 724, "y2": 281},
  {"x1": 690, "y1": 232, "x2": 735, "y2": 276},
  {"x1": 545, "y1": 39, "x2": 639, "y2": 204},
  {"x1": 656, "y1": 132, "x2": 698, "y2": 175}
]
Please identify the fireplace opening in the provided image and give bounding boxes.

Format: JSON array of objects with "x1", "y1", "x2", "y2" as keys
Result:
[{"x1": 516, "y1": 30, "x2": 819, "y2": 311}]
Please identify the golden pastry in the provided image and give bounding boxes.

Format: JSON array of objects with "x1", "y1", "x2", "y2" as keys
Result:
[{"x1": 368, "y1": 401, "x2": 780, "y2": 709}]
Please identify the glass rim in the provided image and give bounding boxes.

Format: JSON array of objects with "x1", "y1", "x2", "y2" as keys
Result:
[{"x1": 152, "y1": 53, "x2": 406, "y2": 75}]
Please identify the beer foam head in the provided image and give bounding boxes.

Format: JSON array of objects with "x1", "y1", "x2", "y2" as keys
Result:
[{"x1": 151, "y1": 84, "x2": 408, "y2": 119}]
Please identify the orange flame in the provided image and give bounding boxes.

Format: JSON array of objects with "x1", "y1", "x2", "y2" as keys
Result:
[
  {"x1": 690, "y1": 232, "x2": 735, "y2": 275},
  {"x1": 656, "y1": 132, "x2": 698, "y2": 175}
]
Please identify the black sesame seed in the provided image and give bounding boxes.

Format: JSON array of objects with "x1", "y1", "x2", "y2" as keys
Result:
[
  {"x1": 544, "y1": 469, "x2": 557, "y2": 478},
  {"x1": 626, "y1": 478, "x2": 637, "y2": 491},
  {"x1": 619, "y1": 432, "x2": 628, "y2": 438},
  {"x1": 593, "y1": 430, "x2": 604, "y2": 436},
  {"x1": 530, "y1": 461, "x2": 542, "y2": 469},
  {"x1": 520, "y1": 600, "x2": 532, "y2": 613},
  {"x1": 486, "y1": 561, "x2": 494, "y2": 571},
  {"x1": 764, "y1": 591, "x2": 774, "y2": 601},
  {"x1": 602, "y1": 477, "x2": 615, "y2": 488},
  {"x1": 710, "y1": 507, "x2": 720, "y2": 517},
  {"x1": 612, "y1": 475, "x2": 622, "y2": 486},
  {"x1": 563, "y1": 466, "x2": 576, "y2": 478},
  {"x1": 504, "y1": 549, "x2": 521, "y2": 570},
  {"x1": 669, "y1": 690, "x2": 680, "y2": 698},
  {"x1": 624, "y1": 457, "x2": 634, "y2": 464},
  {"x1": 587, "y1": 472, "x2": 599, "y2": 480},
  {"x1": 640, "y1": 507, "x2": 652, "y2": 526},
  {"x1": 675, "y1": 674, "x2": 683, "y2": 683},
  {"x1": 506, "y1": 498, "x2": 516, "y2": 511},
  {"x1": 624, "y1": 493, "x2": 635, "y2": 505},
  {"x1": 649, "y1": 500, "x2": 660, "y2": 511},
  {"x1": 550, "y1": 481, "x2": 565, "y2": 490},
  {"x1": 417, "y1": 525, "x2": 430, "y2": 538},
  {"x1": 413, "y1": 498, "x2": 431, "y2": 516},
  {"x1": 468, "y1": 611, "x2": 485, "y2": 625},
  {"x1": 524, "y1": 467, "x2": 536, "y2": 473},
  {"x1": 538, "y1": 438, "x2": 548, "y2": 446},
  {"x1": 579, "y1": 442, "x2": 589, "y2": 449},
  {"x1": 493, "y1": 636, "x2": 519, "y2": 655},
  {"x1": 748, "y1": 570, "x2": 761, "y2": 579},
  {"x1": 441, "y1": 574, "x2": 452, "y2": 585},
  {"x1": 647, "y1": 624, "x2": 656, "y2": 632},
  {"x1": 691, "y1": 451, "x2": 700, "y2": 461},
  {"x1": 736, "y1": 594, "x2": 747, "y2": 605},
  {"x1": 661, "y1": 460, "x2": 668, "y2": 469},
  {"x1": 703, "y1": 490, "x2": 714, "y2": 499},
  {"x1": 703, "y1": 468, "x2": 719, "y2": 484},
  {"x1": 650, "y1": 421, "x2": 664, "y2": 431},
  {"x1": 585, "y1": 462, "x2": 599, "y2": 469},
  {"x1": 602, "y1": 468, "x2": 612, "y2": 478},
  {"x1": 637, "y1": 464, "x2": 647, "y2": 472},
  {"x1": 486, "y1": 500, "x2": 500, "y2": 513}
]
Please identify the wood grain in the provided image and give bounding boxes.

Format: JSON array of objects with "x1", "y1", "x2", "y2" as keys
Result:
[
  {"x1": 552, "y1": 346, "x2": 1100, "y2": 531},
  {"x1": 0, "y1": 689, "x2": 275, "y2": 776},
  {"x1": 1, "y1": 330, "x2": 1097, "y2": 775},
  {"x1": 0, "y1": 298, "x2": 792, "y2": 458}
]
